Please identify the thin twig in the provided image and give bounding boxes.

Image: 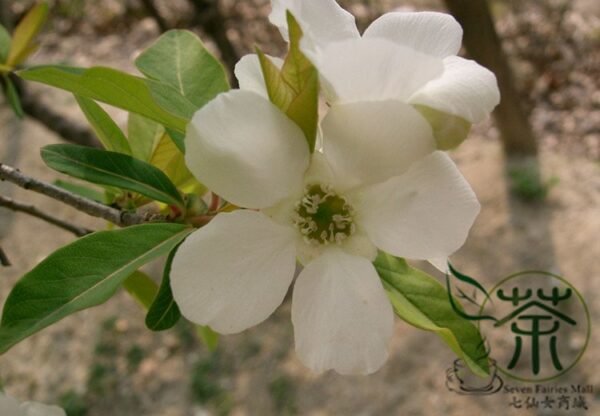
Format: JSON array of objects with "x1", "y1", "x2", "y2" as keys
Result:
[
  {"x1": 0, "y1": 195, "x2": 91, "y2": 236},
  {"x1": 0, "y1": 163, "x2": 145, "y2": 227},
  {"x1": 0, "y1": 246, "x2": 10, "y2": 266}
]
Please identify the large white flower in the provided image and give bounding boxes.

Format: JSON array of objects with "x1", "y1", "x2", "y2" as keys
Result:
[
  {"x1": 269, "y1": 0, "x2": 500, "y2": 148},
  {"x1": 171, "y1": 84, "x2": 480, "y2": 374},
  {"x1": 0, "y1": 392, "x2": 66, "y2": 416},
  {"x1": 170, "y1": 2, "x2": 495, "y2": 375}
]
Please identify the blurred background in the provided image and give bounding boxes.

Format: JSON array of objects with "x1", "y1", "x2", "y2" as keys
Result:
[{"x1": 0, "y1": 0, "x2": 598, "y2": 415}]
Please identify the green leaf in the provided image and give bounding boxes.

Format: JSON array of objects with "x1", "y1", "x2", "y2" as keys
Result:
[
  {"x1": 149, "y1": 133, "x2": 196, "y2": 189},
  {"x1": 135, "y1": 30, "x2": 229, "y2": 109},
  {"x1": 257, "y1": 12, "x2": 318, "y2": 152},
  {"x1": 75, "y1": 96, "x2": 132, "y2": 154},
  {"x1": 0, "y1": 24, "x2": 10, "y2": 63},
  {"x1": 19, "y1": 65, "x2": 191, "y2": 132},
  {"x1": 53, "y1": 179, "x2": 108, "y2": 203},
  {"x1": 6, "y1": 2, "x2": 48, "y2": 66},
  {"x1": 414, "y1": 105, "x2": 471, "y2": 150},
  {"x1": 123, "y1": 270, "x2": 159, "y2": 310},
  {"x1": 196, "y1": 325, "x2": 219, "y2": 352},
  {"x1": 41, "y1": 144, "x2": 184, "y2": 207},
  {"x1": 127, "y1": 113, "x2": 164, "y2": 161},
  {"x1": 146, "y1": 245, "x2": 182, "y2": 331},
  {"x1": 0, "y1": 223, "x2": 192, "y2": 354},
  {"x1": 374, "y1": 252, "x2": 490, "y2": 377},
  {"x1": 166, "y1": 128, "x2": 185, "y2": 154},
  {"x1": 3, "y1": 76, "x2": 23, "y2": 118}
]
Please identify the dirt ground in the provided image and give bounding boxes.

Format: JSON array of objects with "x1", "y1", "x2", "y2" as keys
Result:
[{"x1": 0, "y1": 0, "x2": 599, "y2": 415}]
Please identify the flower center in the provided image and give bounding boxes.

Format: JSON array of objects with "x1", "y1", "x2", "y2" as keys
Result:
[{"x1": 294, "y1": 184, "x2": 356, "y2": 245}]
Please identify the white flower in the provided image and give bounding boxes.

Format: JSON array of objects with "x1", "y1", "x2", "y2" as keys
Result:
[
  {"x1": 269, "y1": 0, "x2": 500, "y2": 147},
  {"x1": 0, "y1": 392, "x2": 66, "y2": 416},
  {"x1": 170, "y1": 1, "x2": 497, "y2": 375},
  {"x1": 172, "y1": 70, "x2": 482, "y2": 374}
]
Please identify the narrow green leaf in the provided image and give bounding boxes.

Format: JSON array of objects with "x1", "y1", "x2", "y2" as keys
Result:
[
  {"x1": 146, "y1": 245, "x2": 182, "y2": 331},
  {"x1": 257, "y1": 48, "x2": 294, "y2": 110},
  {"x1": 374, "y1": 252, "x2": 490, "y2": 377},
  {"x1": 286, "y1": 70, "x2": 318, "y2": 151},
  {"x1": 123, "y1": 270, "x2": 159, "y2": 310},
  {"x1": 19, "y1": 65, "x2": 190, "y2": 132},
  {"x1": 0, "y1": 223, "x2": 192, "y2": 354},
  {"x1": 257, "y1": 12, "x2": 318, "y2": 152},
  {"x1": 0, "y1": 63, "x2": 13, "y2": 73},
  {"x1": 75, "y1": 96, "x2": 132, "y2": 154},
  {"x1": 135, "y1": 30, "x2": 229, "y2": 109},
  {"x1": 53, "y1": 179, "x2": 108, "y2": 203},
  {"x1": 6, "y1": 2, "x2": 48, "y2": 66},
  {"x1": 4, "y1": 76, "x2": 23, "y2": 118},
  {"x1": 281, "y1": 12, "x2": 315, "y2": 93},
  {"x1": 127, "y1": 113, "x2": 164, "y2": 161},
  {"x1": 41, "y1": 144, "x2": 184, "y2": 207},
  {"x1": 0, "y1": 24, "x2": 10, "y2": 63},
  {"x1": 414, "y1": 105, "x2": 471, "y2": 150},
  {"x1": 196, "y1": 325, "x2": 219, "y2": 352}
]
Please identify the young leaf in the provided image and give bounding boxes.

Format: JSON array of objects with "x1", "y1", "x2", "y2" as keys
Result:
[
  {"x1": 3, "y1": 76, "x2": 24, "y2": 118},
  {"x1": 166, "y1": 128, "x2": 185, "y2": 153},
  {"x1": 75, "y1": 95, "x2": 132, "y2": 154},
  {"x1": 150, "y1": 133, "x2": 195, "y2": 188},
  {"x1": 374, "y1": 252, "x2": 490, "y2": 377},
  {"x1": 127, "y1": 113, "x2": 164, "y2": 161},
  {"x1": 19, "y1": 65, "x2": 191, "y2": 132},
  {"x1": 6, "y1": 2, "x2": 48, "y2": 66},
  {"x1": 0, "y1": 24, "x2": 10, "y2": 63},
  {"x1": 0, "y1": 223, "x2": 193, "y2": 354},
  {"x1": 145, "y1": 244, "x2": 182, "y2": 331},
  {"x1": 123, "y1": 270, "x2": 159, "y2": 310},
  {"x1": 41, "y1": 144, "x2": 184, "y2": 208},
  {"x1": 135, "y1": 30, "x2": 229, "y2": 109},
  {"x1": 257, "y1": 12, "x2": 318, "y2": 152}
]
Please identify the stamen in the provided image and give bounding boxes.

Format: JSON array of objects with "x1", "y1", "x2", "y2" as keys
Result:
[{"x1": 293, "y1": 184, "x2": 356, "y2": 245}]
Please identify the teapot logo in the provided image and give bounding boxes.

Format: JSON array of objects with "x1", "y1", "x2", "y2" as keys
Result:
[{"x1": 446, "y1": 266, "x2": 590, "y2": 385}]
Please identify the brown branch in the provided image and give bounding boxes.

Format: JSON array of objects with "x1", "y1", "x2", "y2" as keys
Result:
[
  {"x1": 0, "y1": 163, "x2": 146, "y2": 227},
  {"x1": 0, "y1": 195, "x2": 91, "y2": 236}
]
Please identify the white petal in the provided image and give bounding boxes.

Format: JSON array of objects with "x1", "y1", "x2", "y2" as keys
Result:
[
  {"x1": 234, "y1": 53, "x2": 283, "y2": 97},
  {"x1": 171, "y1": 210, "x2": 298, "y2": 334},
  {"x1": 21, "y1": 402, "x2": 66, "y2": 416},
  {"x1": 364, "y1": 11, "x2": 463, "y2": 58},
  {"x1": 269, "y1": 0, "x2": 359, "y2": 45},
  {"x1": 0, "y1": 393, "x2": 23, "y2": 416},
  {"x1": 410, "y1": 56, "x2": 500, "y2": 123},
  {"x1": 292, "y1": 248, "x2": 394, "y2": 375},
  {"x1": 305, "y1": 38, "x2": 443, "y2": 104},
  {"x1": 321, "y1": 100, "x2": 435, "y2": 190},
  {"x1": 356, "y1": 152, "x2": 480, "y2": 260},
  {"x1": 185, "y1": 90, "x2": 310, "y2": 209}
]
